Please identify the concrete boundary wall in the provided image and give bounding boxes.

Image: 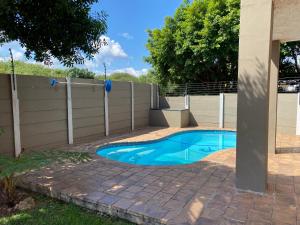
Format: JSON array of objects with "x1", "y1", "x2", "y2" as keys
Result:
[
  {"x1": 161, "y1": 93, "x2": 299, "y2": 135},
  {"x1": 18, "y1": 76, "x2": 68, "y2": 150},
  {"x1": 160, "y1": 96, "x2": 185, "y2": 109},
  {"x1": 134, "y1": 83, "x2": 152, "y2": 129},
  {"x1": 0, "y1": 74, "x2": 156, "y2": 156},
  {"x1": 277, "y1": 94, "x2": 297, "y2": 135},
  {"x1": 72, "y1": 79, "x2": 105, "y2": 143},
  {"x1": 109, "y1": 81, "x2": 131, "y2": 134},
  {"x1": 189, "y1": 96, "x2": 219, "y2": 127},
  {"x1": 224, "y1": 94, "x2": 237, "y2": 129},
  {"x1": 0, "y1": 75, "x2": 14, "y2": 156}
]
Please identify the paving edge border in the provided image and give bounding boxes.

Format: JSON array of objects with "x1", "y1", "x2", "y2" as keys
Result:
[{"x1": 17, "y1": 180, "x2": 166, "y2": 225}]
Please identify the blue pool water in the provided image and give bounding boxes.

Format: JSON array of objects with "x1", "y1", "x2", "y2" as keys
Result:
[{"x1": 96, "y1": 130, "x2": 236, "y2": 166}]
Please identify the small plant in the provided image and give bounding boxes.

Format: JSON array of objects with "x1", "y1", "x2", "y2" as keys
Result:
[{"x1": 0, "y1": 150, "x2": 91, "y2": 207}]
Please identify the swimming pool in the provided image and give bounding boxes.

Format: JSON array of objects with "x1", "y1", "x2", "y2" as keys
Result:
[{"x1": 96, "y1": 130, "x2": 236, "y2": 166}]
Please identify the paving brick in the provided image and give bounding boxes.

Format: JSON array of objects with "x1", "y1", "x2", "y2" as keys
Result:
[
  {"x1": 153, "y1": 192, "x2": 174, "y2": 206},
  {"x1": 164, "y1": 199, "x2": 187, "y2": 211},
  {"x1": 84, "y1": 191, "x2": 106, "y2": 203},
  {"x1": 99, "y1": 194, "x2": 120, "y2": 206},
  {"x1": 125, "y1": 185, "x2": 144, "y2": 193},
  {"x1": 113, "y1": 198, "x2": 135, "y2": 210},
  {"x1": 247, "y1": 209, "x2": 272, "y2": 223},
  {"x1": 224, "y1": 207, "x2": 249, "y2": 222},
  {"x1": 118, "y1": 190, "x2": 137, "y2": 199}
]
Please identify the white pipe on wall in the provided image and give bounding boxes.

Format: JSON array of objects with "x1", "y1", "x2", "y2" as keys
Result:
[{"x1": 54, "y1": 81, "x2": 104, "y2": 87}]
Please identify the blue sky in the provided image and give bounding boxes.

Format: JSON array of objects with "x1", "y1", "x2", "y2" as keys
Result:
[{"x1": 0, "y1": 0, "x2": 182, "y2": 76}]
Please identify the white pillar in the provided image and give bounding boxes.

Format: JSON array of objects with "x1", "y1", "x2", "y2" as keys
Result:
[
  {"x1": 219, "y1": 93, "x2": 224, "y2": 128},
  {"x1": 236, "y1": 0, "x2": 273, "y2": 192},
  {"x1": 10, "y1": 74, "x2": 21, "y2": 157},
  {"x1": 66, "y1": 77, "x2": 73, "y2": 145},
  {"x1": 131, "y1": 82, "x2": 135, "y2": 131}
]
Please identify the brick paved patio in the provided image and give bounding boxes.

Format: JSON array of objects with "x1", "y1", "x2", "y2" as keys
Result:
[{"x1": 18, "y1": 127, "x2": 300, "y2": 225}]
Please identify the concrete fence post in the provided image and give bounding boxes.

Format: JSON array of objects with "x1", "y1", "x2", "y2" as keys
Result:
[
  {"x1": 296, "y1": 92, "x2": 300, "y2": 135},
  {"x1": 157, "y1": 84, "x2": 160, "y2": 109},
  {"x1": 66, "y1": 77, "x2": 74, "y2": 144},
  {"x1": 10, "y1": 74, "x2": 21, "y2": 157},
  {"x1": 219, "y1": 93, "x2": 224, "y2": 128},
  {"x1": 131, "y1": 82, "x2": 135, "y2": 131},
  {"x1": 104, "y1": 85, "x2": 109, "y2": 136},
  {"x1": 184, "y1": 83, "x2": 190, "y2": 109},
  {"x1": 184, "y1": 95, "x2": 190, "y2": 109},
  {"x1": 150, "y1": 84, "x2": 154, "y2": 109}
]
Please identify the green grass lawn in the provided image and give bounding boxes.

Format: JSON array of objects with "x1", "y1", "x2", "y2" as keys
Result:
[{"x1": 0, "y1": 193, "x2": 133, "y2": 225}]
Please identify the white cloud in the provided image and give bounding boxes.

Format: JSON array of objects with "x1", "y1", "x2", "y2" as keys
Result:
[
  {"x1": 109, "y1": 67, "x2": 148, "y2": 77},
  {"x1": 84, "y1": 35, "x2": 128, "y2": 70},
  {"x1": 99, "y1": 35, "x2": 127, "y2": 58},
  {"x1": 0, "y1": 51, "x2": 23, "y2": 61},
  {"x1": 12, "y1": 50, "x2": 25, "y2": 61},
  {"x1": 0, "y1": 42, "x2": 26, "y2": 61},
  {"x1": 0, "y1": 38, "x2": 134, "y2": 75},
  {"x1": 120, "y1": 32, "x2": 133, "y2": 40},
  {"x1": 0, "y1": 36, "x2": 127, "y2": 66}
]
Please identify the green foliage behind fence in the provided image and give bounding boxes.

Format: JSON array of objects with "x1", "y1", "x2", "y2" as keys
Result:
[
  {"x1": 0, "y1": 61, "x2": 68, "y2": 78},
  {"x1": 0, "y1": 61, "x2": 158, "y2": 83}
]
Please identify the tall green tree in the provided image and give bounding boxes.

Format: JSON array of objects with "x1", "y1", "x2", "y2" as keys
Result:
[
  {"x1": 146, "y1": 0, "x2": 240, "y2": 85},
  {"x1": 0, "y1": 0, "x2": 107, "y2": 66},
  {"x1": 146, "y1": 0, "x2": 300, "y2": 85}
]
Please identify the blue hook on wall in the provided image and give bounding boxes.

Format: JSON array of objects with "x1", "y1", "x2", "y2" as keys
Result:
[
  {"x1": 50, "y1": 79, "x2": 58, "y2": 87},
  {"x1": 105, "y1": 80, "x2": 112, "y2": 93}
]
